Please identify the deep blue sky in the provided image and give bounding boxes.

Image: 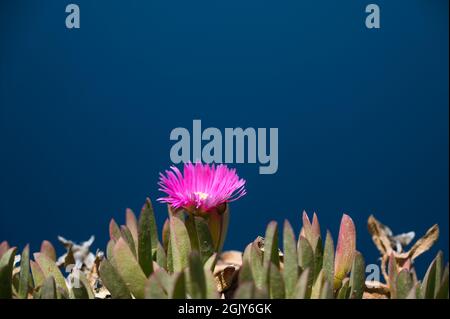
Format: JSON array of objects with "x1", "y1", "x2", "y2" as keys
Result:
[{"x1": 0, "y1": 1, "x2": 448, "y2": 277}]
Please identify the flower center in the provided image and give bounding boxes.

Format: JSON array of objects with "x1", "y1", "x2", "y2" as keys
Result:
[{"x1": 194, "y1": 191, "x2": 209, "y2": 201}]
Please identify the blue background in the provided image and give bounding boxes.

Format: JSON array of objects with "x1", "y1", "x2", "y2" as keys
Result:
[{"x1": 0, "y1": 0, "x2": 448, "y2": 276}]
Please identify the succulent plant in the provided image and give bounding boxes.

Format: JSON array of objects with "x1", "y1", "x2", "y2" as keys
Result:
[
  {"x1": 0, "y1": 164, "x2": 448, "y2": 299},
  {"x1": 99, "y1": 198, "x2": 220, "y2": 299},
  {"x1": 231, "y1": 213, "x2": 365, "y2": 299}
]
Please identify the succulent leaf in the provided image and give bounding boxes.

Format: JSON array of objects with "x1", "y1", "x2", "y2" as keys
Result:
[
  {"x1": 349, "y1": 251, "x2": 365, "y2": 299},
  {"x1": 283, "y1": 220, "x2": 298, "y2": 298},
  {"x1": 207, "y1": 206, "x2": 229, "y2": 254},
  {"x1": 388, "y1": 253, "x2": 398, "y2": 298},
  {"x1": 337, "y1": 278, "x2": 350, "y2": 299},
  {"x1": 310, "y1": 270, "x2": 325, "y2": 299},
  {"x1": 18, "y1": 244, "x2": 31, "y2": 299},
  {"x1": 434, "y1": 251, "x2": 443, "y2": 298},
  {"x1": 34, "y1": 252, "x2": 68, "y2": 295},
  {"x1": 113, "y1": 238, "x2": 147, "y2": 298},
  {"x1": 40, "y1": 240, "x2": 57, "y2": 262},
  {"x1": 250, "y1": 241, "x2": 264, "y2": 289},
  {"x1": 334, "y1": 214, "x2": 356, "y2": 289},
  {"x1": 436, "y1": 263, "x2": 449, "y2": 299},
  {"x1": 169, "y1": 216, "x2": 192, "y2": 272},
  {"x1": 188, "y1": 252, "x2": 207, "y2": 299},
  {"x1": 320, "y1": 281, "x2": 333, "y2": 299},
  {"x1": 126, "y1": 208, "x2": 139, "y2": 243},
  {"x1": 99, "y1": 259, "x2": 131, "y2": 299},
  {"x1": 294, "y1": 268, "x2": 310, "y2": 299},
  {"x1": 0, "y1": 247, "x2": 17, "y2": 299},
  {"x1": 162, "y1": 218, "x2": 170, "y2": 252},
  {"x1": 145, "y1": 274, "x2": 168, "y2": 299},
  {"x1": 322, "y1": 231, "x2": 335, "y2": 286},
  {"x1": 40, "y1": 276, "x2": 57, "y2": 299},
  {"x1": 298, "y1": 236, "x2": 314, "y2": 274},
  {"x1": 121, "y1": 225, "x2": 137, "y2": 257},
  {"x1": 30, "y1": 260, "x2": 45, "y2": 288},
  {"x1": 396, "y1": 269, "x2": 413, "y2": 299},
  {"x1": 138, "y1": 200, "x2": 155, "y2": 277},
  {"x1": 234, "y1": 281, "x2": 255, "y2": 299},
  {"x1": 156, "y1": 242, "x2": 167, "y2": 270},
  {"x1": 269, "y1": 263, "x2": 285, "y2": 299},
  {"x1": 109, "y1": 219, "x2": 121, "y2": 242},
  {"x1": 421, "y1": 256, "x2": 437, "y2": 299},
  {"x1": 0, "y1": 241, "x2": 10, "y2": 261},
  {"x1": 169, "y1": 272, "x2": 186, "y2": 299}
]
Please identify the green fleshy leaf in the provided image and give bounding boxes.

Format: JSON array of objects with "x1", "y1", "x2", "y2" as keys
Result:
[
  {"x1": 40, "y1": 241, "x2": 57, "y2": 262},
  {"x1": 322, "y1": 231, "x2": 334, "y2": 286},
  {"x1": 40, "y1": 276, "x2": 57, "y2": 299},
  {"x1": 436, "y1": 263, "x2": 449, "y2": 299},
  {"x1": 250, "y1": 241, "x2": 264, "y2": 289},
  {"x1": 167, "y1": 237, "x2": 174, "y2": 273},
  {"x1": 388, "y1": 253, "x2": 398, "y2": 299},
  {"x1": 156, "y1": 241, "x2": 167, "y2": 270},
  {"x1": 162, "y1": 218, "x2": 170, "y2": 252},
  {"x1": 311, "y1": 270, "x2": 325, "y2": 299},
  {"x1": 195, "y1": 216, "x2": 215, "y2": 264},
  {"x1": 145, "y1": 271, "x2": 168, "y2": 299},
  {"x1": 301, "y1": 211, "x2": 313, "y2": 244},
  {"x1": 311, "y1": 213, "x2": 321, "y2": 243},
  {"x1": 207, "y1": 205, "x2": 229, "y2": 254},
  {"x1": 170, "y1": 216, "x2": 192, "y2": 272},
  {"x1": 18, "y1": 245, "x2": 30, "y2": 299},
  {"x1": 204, "y1": 253, "x2": 217, "y2": 273},
  {"x1": 0, "y1": 247, "x2": 17, "y2": 299},
  {"x1": 349, "y1": 251, "x2": 365, "y2": 299},
  {"x1": 297, "y1": 236, "x2": 314, "y2": 292},
  {"x1": 185, "y1": 214, "x2": 200, "y2": 252},
  {"x1": 262, "y1": 221, "x2": 279, "y2": 287},
  {"x1": 337, "y1": 278, "x2": 350, "y2": 299},
  {"x1": 334, "y1": 214, "x2": 356, "y2": 289},
  {"x1": 138, "y1": 200, "x2": 155, "y2": 277},
  {"x1": 239, "y1": 245, "x2": 253, "y2": 284},
  {"x1": 143, "y1": 198, "x2": 159, "y2": 253},
  {"x1": 126, "y1": 208, "x2": 139, "y2": 243},
  {"x1": 170, "y1": 272, "x2": 186, "y2": 299},
  {"x1": 204, "y1": 268, "x2": 219, "y2": 299},
  {"x1": 188, "y1": 252, "x2": 206, "y2": 299},
  {"x1": 109, "y1": 219, "x2": 121, "y2": 242},
  {"x1": 396, "y1": 269, "x2": 413, "y2": 299},
  {"x1": 0, "y1": 241, "x2": 10, "y2": 261},
  {"x1": 34, "y1": 253, "x2": 68, "y2": 295},
  {"x1": 312, "y1": 236, "x2": 323, "y2": 281},
  {"x1": 233, "y1": 281, "x2": 255, "y2": 299},
  {"x1": 30, "y1": 260, "x2": 45, "y2": 288},
  {"x1": 294, "y1": 268, "x2": 310, "y2": 299},
  {"x1": 320, "y1": 281, "x2": 333, "y2": 299},
  {"x1": 421, "y1": 256, "x2": 437, "y2": 299},
  {"x1": 283, "y1": 220, "x2": 298, "y2": 299},
  {"x1": 434, "y1": 251, "x2": 443, "y2": 298},
  {"x1": 406, "y1": 282, "x2": 422, "y2": 299},
  {"x1": 298, "y1": 236, "x2": 314, "y2": 271},
  {"x1": 98, "y1": 258, "x2": 131, "y2": 299},
  {"x1": 106, "y1": 240, "x2": 115, "y2": 261},
  {"x1": 269, "y1": 263, "x2": 285, "y2": 299},
  {"x1": 121, "y1": 225, "x2": 137, "y2": 257},
  {"x1": 113, "y1": 238, "x2": 147, "y2": 298}
]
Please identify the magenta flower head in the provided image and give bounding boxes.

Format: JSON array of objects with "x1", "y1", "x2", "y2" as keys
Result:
[{"x1": 158, "y1": 162, "x2": 246, "y2": 214}]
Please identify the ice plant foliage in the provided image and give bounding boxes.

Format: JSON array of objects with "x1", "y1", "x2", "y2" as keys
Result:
[
  {"x1": 0, "y1": 164, "x2": 448, "y2": 299},
  {"x1": 158, "y1": 163, "x2": 246, "y2": 213}
]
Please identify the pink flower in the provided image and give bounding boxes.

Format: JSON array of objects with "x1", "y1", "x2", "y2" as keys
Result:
[{"x1": 158, "y1": 163, "x2": 246, "y2": 213}]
